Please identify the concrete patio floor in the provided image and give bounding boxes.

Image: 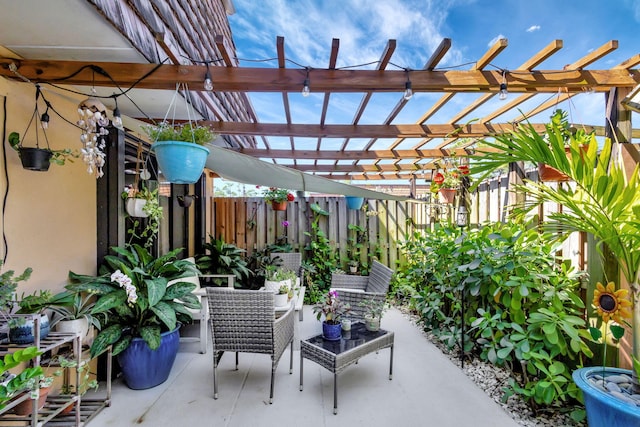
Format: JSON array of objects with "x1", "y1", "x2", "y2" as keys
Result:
[{"x1": 86, "y1": 306, "x2": 520, "y2": 427}]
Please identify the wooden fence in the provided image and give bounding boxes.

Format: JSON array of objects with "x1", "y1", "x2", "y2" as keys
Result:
[{"x1": 210, "y1": 168, "x2": 582, "y2": 269}]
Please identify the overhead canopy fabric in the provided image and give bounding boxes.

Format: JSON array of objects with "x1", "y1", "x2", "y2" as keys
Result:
[{"x1": 205, "y1": 145, "x2": 408, "y2": 201}]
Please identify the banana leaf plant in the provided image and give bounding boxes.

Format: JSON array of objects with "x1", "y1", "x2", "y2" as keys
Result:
[
  {"x1": 67, "y1": 244, "x2": 201, "y2": 357},
  {"x1": 470, "y1": 109, "x2": 640, "y2": 391}
]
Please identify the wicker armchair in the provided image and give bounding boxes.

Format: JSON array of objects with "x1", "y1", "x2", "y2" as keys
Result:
[
  {"x1": 206, "y1": 288, "x2": 295, "y2": 403},
  {"x1": 330, "y1": 260, "x2": 393, "y2": 322},
  {"x1": 270, "y1": 252, "x2": 305, "y2": 320}
]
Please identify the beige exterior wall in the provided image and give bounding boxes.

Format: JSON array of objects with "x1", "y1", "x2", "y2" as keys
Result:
[{"x1": 0, "y1": 79, "x2": 97, "y2": 296}]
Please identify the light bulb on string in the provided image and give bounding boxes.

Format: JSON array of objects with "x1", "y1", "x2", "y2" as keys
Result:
[
  {"x1": 403, "y1": 81, "x2": 413, "y2": 100},
  {"x1": 112, "y1": 96, "x2": 124, "y2": 130},
  {"x1": 204, "y1": 67, "x2": 214, "y2": 91},
  {"x1": 498, "y1": 70, "x2": 508, "y2": 101},
  {"x1": 40, "y1": 110, "x2": 50, "y2": 130},
  {"x1": 302, "y1": 78, "x2": 310, "y2": 97}
]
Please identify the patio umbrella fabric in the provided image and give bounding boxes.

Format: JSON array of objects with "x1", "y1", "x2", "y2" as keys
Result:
[{"x1": 204, "y1": 145, "x2": 408, "y2": 201}]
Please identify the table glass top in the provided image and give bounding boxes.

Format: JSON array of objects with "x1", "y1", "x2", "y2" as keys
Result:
[{"x1": 304, "y1": 322, "x2": 389, "y2": 355}]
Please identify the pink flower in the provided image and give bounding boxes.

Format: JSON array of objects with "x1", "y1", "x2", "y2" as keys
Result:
[{"x1": 282, "y1": 220, "x2": 289, "y2": 227}]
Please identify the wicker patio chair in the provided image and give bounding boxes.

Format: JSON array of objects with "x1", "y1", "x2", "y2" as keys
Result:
[
  {"x1": 206, "y1": 287, "x2": 295, "y2": 403},
  {"x1": 330, "y1": 260, "x2": 394, "y2": 322},
  {"x1": 270, "y1": 252, "x2": 305, "y2": 320}
]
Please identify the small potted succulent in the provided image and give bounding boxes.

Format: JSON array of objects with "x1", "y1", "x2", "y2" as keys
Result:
[
  {"x1": 348, "y1": 260, "x2": 359, "y2": 274},
  {"x1": 274, "y1": 284, "x2": 290, "y2": 308},
  {"x1": 144, "y1": 122, "x2": 216, "y2": 184},
  {"x1": 360, "y1": 298, "x2": 388, "y2": 332}
]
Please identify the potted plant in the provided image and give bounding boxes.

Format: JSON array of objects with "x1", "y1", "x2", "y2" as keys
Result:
[
  {"x1": 348, "y1": 260, "x2": 359, "y2": 274},
  {"x1": 122, "y1": 184, "x2": 159, "y2": 219},
  {"x1": 430, "y1": 158, "x2": 468, "y2": 204},
  {"x1": 11, "y1": 373, "x2": 54, "y2": 415},
  {"x1": 66, "y1": 244, "x2": 202, "y2": 390},
  {"x1": 263, "y1": 266, "x2": 295, "y2": 293},
  {"x1": 9, "y1": 132, "x2": 77, "y2": 172},
  {"x1": 274, "y1": 284, "x2": 289, "y2": 308},
  {"x1": 345, "y1": 196, "x2": 364, "y2": 210},
  {"x1": 472, "y1": 109, "x2": 640, "y2": 426},
  {"x1": 10, "y1": 291, "x2": 52, "y2": 344},
  {"x1": 48, "y1": 290, "x2": 99, "y2": 346},
  {"x1": 0, "y1": 261, "x2": 32, "y2": 342},
  {"x1": 261, "y1": 187, "x2": 294, "y2": 211},
  {"x1": 50, "y1": 354, "x2": 99, "y2": 415},
  {"x1": 144, "y1": 122, "x2": 216, "y2": 184},
  {"x1": 360, "y1": 298, "x2": 388, "y2": 332},
  {"x1": 196, "y1": 235, "x2": 252, "y2": 287},
  {"x1": 313, "y1": 290, "x2": 351, "y2": 341},
  {"x1": 0, "y1": 347, "x2": 43, "y2": 411}
]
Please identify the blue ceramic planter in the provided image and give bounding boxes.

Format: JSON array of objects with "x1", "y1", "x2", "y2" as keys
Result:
[
  {"x1": 322, "y1": 321, "x2": 342, "y2": 341},
  {"x1": 151, "y1": 140, "x2": 209, "y2": 184},
  {"x1": 345, "y1": 196, "x2": 364, "y2": 210},
  {"x1": 117, "y1": 327, "x2": 181, "y2": 390},
  {"x1": 9, "y1": 314, "x2": 50, "y2": 344},
  {"x1": 573, "y1": 367, "x2": 640, "y2": 427}
]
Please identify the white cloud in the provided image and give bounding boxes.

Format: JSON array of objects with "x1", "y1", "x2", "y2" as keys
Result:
[
  {"x1": 526, "y1": 25, "x2": 540, "y2": 32},
  {"x1": 487, "y1": 34, "x2": 506, "y2": 47}
]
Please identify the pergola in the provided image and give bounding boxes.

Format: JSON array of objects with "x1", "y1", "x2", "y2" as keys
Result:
[{"x1": 0, "y1": 2, "x2": 638, "y2": 185}]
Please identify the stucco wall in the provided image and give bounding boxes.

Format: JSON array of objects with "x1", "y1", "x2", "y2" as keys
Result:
[{"x1": 0, "y1": 79, "x2": 97, "y2": 295}]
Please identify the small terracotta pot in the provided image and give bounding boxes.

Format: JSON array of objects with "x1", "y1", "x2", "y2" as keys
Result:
[
  {"x1": 439, "y1": 188, "x2": 457, "y2": 204},
  {"x1": 271, "y1": 201, "x2": 287, "y2": 211},
  {"x1": 12, "y1": 386, "x2": 50, "y2": 415}
]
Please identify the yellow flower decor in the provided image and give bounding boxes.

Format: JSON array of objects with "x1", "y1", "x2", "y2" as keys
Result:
[{"x1": 592, "y1": 281, "x2": 632, "y2": 324}]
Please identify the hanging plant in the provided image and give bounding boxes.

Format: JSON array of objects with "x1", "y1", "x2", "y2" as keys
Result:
[{"x1": 9, "y1": 86, "x2": 77, "y2": 171}]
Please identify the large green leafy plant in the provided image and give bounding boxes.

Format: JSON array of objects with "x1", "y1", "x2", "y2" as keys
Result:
[
  {"x1": 67, "y1": 245, "x2": 201, "y2": 357},
  {"x1": 196, "y1": 235, "x2": 252, "y2": 286},
  {"x1": 472, "y1": 109, "x2": 640, "y2": 391}
]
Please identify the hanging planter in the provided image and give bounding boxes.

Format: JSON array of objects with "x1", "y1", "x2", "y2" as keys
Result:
[
  {"x1": 144, "y1": 84, "x2": 216, "y2": 185},
  {"x1": 18, "y1": 147, "x2": 53, "y2": 171},
  {"x1": 125, "y1": 198, "x2": 149, "y2": 218},
  {"x1": 151, "y1": 140, "x2": 210, "y2": 184},
  {"x1": 439, "y1": 188, "x2": 457, "y2": 204},
  {"x1": 271, "y1": 201, "x2": 288, "y2": 211},
  {"x1": 538, "y1": 144, "x2": 589, "y2": 182},
  {"x1": 8, "y1": 86, "x2": 77, "y2": 172},
  {"x1": 345, "y1": 196, "x2": 364, "y2": 210}
]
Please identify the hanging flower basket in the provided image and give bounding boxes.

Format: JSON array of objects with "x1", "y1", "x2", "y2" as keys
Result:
[
  {"x1": 151, "y1": 140, "x2": 210, "y2": 184},
  {"x1": 439, "y1": 188, "x2": 457, "y2": 204},
  {"x1": 271, "y1": 201, "x2": 288, "y2": 211},
  {"x1": 345, "y1": 196, "x2": 364, "y2": 210}
]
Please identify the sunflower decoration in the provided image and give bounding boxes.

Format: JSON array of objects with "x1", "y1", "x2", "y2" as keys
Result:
[{"x1": 592, "y1": 281, "x2": 632, "y2": 324}]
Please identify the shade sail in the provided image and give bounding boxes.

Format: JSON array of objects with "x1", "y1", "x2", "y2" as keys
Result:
[{"x1": 204, "y1": 145, "x2": 408, "y2": 201}]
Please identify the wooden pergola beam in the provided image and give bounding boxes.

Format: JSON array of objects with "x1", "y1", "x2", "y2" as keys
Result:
[
  {"x1": 240, "y1": 147, "x2": 480, "y2": 160},
  {"x1": 208, "y1": 121, "x2": 562, "y2": 138},
  {"x1": 2, "y1": 58, "x2": 637, "y2": 93}
]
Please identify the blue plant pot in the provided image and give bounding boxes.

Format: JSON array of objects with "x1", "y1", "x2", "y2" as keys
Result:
[
  {"x1": 322, "y1": 321, "x2": 342, "y2": 341},
  {"x1": 9, "y1": 314, "x2": 50, "y2": 344},
  {"x1": 151, "y1": 140, "x2": 210, "y2": 184},
  {"x1": 117, "y1": 327, "x2": 181, "y2": 390},
  {"x1": 573, "y1": 367, "x2": 640, "y2": 427},
  {"x1": 345, "y1": 196, "x2": 364, "y2": 210}
]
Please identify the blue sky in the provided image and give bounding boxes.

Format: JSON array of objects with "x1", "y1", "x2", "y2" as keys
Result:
[{"x1": 226, "y1": 0, "x2": 639, "y2": 181}]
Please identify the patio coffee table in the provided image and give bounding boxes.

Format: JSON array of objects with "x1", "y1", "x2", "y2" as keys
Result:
[{"x1": 299, "y1": 322, "x2": 394, "y2": 414}]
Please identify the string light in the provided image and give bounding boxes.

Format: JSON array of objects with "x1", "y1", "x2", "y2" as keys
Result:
[
  {"x1": 40, "y1": 109, "x2": 50, "y2": 130},
  {"x1": 403, "y1": 70, "x2": 413, "y2": 100},
  {"x1": 112, "y1": 96, "x2": 124, "y2": 130},
  {"x1": 302, "y1": 68, "x2": 310, "y2": 97},
  {"x1": 498, "y1": 70, "x2": 508, "y2": 101},
  {"x1": 203, "y1": 65, "x2": 214, "y2": 91}
]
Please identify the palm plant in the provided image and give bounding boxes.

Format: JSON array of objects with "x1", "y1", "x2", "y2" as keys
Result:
[{"x1": 471, "y1": 109, "x2": 640, "y2": 391}]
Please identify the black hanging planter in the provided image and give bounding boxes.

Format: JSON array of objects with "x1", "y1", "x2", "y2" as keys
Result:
[{"x1": 18, "y1": 147, "x2": 53, "y2": 172}]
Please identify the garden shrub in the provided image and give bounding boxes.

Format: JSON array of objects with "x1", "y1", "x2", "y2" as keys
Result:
[{"x1": 398, "y1": 222, "x2": 592, "y2": 413}]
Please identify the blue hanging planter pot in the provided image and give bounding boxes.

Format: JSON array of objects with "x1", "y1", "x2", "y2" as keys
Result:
[
  {"x1": 117, "y1": 327, "x2": 181, "y2": 390},
  {"x1": 573, "y1": 367, "x2": 640, "y2": 426},
  {"x1": 152, "y1": 141, "x2": 209, "y2": 184},
  {"x1": 345, "y1": 196, "x2": 364, "y2": 210}
]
